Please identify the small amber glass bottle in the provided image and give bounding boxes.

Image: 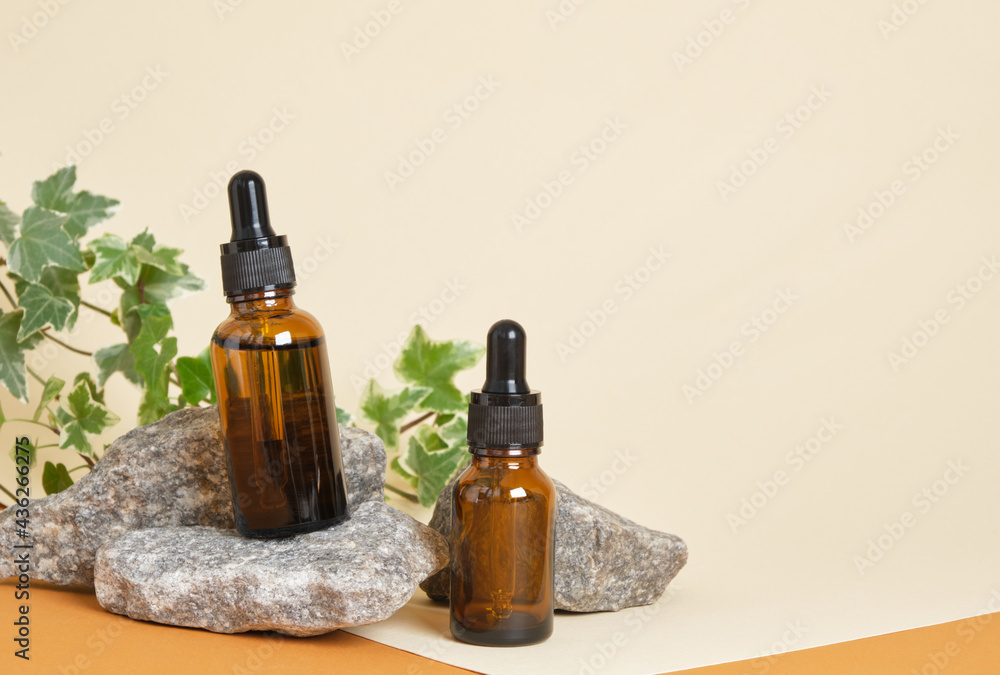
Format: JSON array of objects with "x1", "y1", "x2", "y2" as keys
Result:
[
  {"x1": 210, "y1": 171, "x2": 349, "y2": 538},
  {"x1": 451, "y1": 320, "x2": 556, "y2": 646}
]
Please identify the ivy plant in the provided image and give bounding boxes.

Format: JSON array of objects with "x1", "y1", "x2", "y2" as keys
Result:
[
  {"x1": 0, "y1": 166, "x2": 212, "y2": 502},
  {"x1": 359, "y1": 325, "x2": 485, "y2": 506}
]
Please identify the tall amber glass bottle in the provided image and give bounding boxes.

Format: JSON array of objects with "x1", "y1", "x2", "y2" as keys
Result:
[
  {"x1": 210, "y1": 171, "x2": 349, "y2": 538},
  {"x1": 451, "y1": 320, "x2": 556, "y2": 646}
]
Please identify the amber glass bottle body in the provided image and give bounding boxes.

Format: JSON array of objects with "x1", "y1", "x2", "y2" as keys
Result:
[
  {"x1": 450, "y1": 448, "x2": 556, "y2": 646},
  {"x1": 210, "y1": 288, "x2": 349, "y2": 538}
]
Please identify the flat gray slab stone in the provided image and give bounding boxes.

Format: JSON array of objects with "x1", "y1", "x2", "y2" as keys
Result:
[
  {"x1": 94, "y1": 501, "x2": 448, "y2": 636},
  {"x1": 0, "y1": 405, "x2": 386, "y2": 586}
]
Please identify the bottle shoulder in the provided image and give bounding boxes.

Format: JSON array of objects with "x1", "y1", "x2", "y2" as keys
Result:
[
  {"x1": 454, "y1": 458, "x2": 555, "y2": 504},
  {"x1": 212, "y1": 305, "x2": 326, "y2": 348}
]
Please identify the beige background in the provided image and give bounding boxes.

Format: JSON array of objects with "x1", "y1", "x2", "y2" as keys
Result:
[{"x1": 2, "y1": 1, "x2": 999, "y2": 673}]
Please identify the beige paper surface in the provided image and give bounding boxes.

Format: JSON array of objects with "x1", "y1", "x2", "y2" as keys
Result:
[{"x1": 2, "y1": 1, "x2": 998, "y2": 673}]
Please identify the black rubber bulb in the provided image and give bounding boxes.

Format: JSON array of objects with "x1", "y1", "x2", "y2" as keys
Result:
[
  {"x1": 482, "y1": 319, "x2": 530, "y2": 394},
  {"x1": 228, "y1": 170, "x2": 275, "y2": 241}
]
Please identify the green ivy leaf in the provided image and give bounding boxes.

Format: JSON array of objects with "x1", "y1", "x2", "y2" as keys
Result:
[
  {"x1": 129, "y1": 303, "x2": 173, "y2": 360},
  {"x1": 130, "y1": 229, "x2": 156, "y2": 251},
  {"x1": 33, "y1": 375, "x2": 65, "y2": 421},
  {"x1": 0, "y1": 201, "x2": 19, "y2": 247},
  {"x1": 404, "y1": 434, "x2": 468, "y2": 507},
  {"x1": 42, "y1": 461, "x2": 74, "y2": 495},
  {"x1": 7, "y1": 206, "x2": 87, "y2": 282},
  {"x1": 116, "y1": 265, "x2": 206, "y2": 321},
  {"x1": 53, "y1": 380, "x2": 120, "y2": 457},
  {"x1": 415, "y1": 425, "x2": 448, "y2": 452},
  {"x1": 8, "y1": 437, "x2": 36, "y2": 470},
  {"x1": 73, "y1": 371, "x2": 106, "y2": 405},
  {"x1": 394, "y1": 326, "x2": 485, "y2": 413},
  {"x1": 31, "y1": 166, "x2": 119, "y2": 240},
  {"x1": 10, "y1": 267, "x2": 83, "y2": 334},
  {"x1": 16, "y1": 282, "x2": 75, "y2": 339},
  {"x1": 93, "y1": 343, "x2": 141, "y2": 386},
  {"x1": 88, "y1": 234, "x2": 141, "y2": 286},
  {"x1": 31, "y1": 166, "x2": 76, "y2": 208},
  {"x1": 175, "y1": 347, "x2": 216, "y2": 404},
  {"x1": 390, "y1": 455, "x2": 417, "y2": 487},
  {"x1": 439, "y1": 414, "x2": 469, "y2": 450},
  {"x1": 128, "y1": 304, "x2": 178, "y2": 424},
  {"x1": 0, "y1": 309, "x2": 43, "y2": 403},
  {"x1": 359, "y1": 380, "x2": 431, "y2": 449},
  {"x1": 336, "y1": 405, "x2": 354, "y2": 426},
  {"x1": 133, "y1": 244, "x2": 185, "y2": 277}
]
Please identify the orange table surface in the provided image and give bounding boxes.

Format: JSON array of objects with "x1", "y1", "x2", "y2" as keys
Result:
[{"x1": 2, "y1": 579, "x2": 998, "y2": 674}]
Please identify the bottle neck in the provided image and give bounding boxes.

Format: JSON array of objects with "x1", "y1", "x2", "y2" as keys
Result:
[
  {"x1": 470, "y1": 446, "x2": 541, "y2": 460},
  {"x1": 227, "y1": 288, "x2": 296, "y2": 315}
]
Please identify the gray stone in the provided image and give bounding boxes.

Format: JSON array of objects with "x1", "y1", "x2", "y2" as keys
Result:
[
  {"x1": 420, "y1": 477, "x2": 687, "y2": 612},
  {"x1": 0, "y1": 405, "x2": 385, "y2": 587},
  {"x1": 94, "y1": 501, "x2": 447, "y2": 636}
]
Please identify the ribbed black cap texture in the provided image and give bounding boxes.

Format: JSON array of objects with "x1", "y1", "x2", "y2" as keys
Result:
[
  {"x1": 467, "y1": 320, "x2": 543, "y2": 449},
  {"x1": 220, "y1": 171, "x2": 296, "y2": 296}
]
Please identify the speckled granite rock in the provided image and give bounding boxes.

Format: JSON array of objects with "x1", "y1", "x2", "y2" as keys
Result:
[
  {"x1": 0, "y1": 405, "x2": 386, "y2": 586},
  {"x1": 420, "y1": 477, "x2": 687, "y2": 612},
  {"x1": 94, "y1": 501, "x2": 447, "y2": 636}
]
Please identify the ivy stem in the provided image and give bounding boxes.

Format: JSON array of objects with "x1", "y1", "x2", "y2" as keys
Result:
[
  {"x1": 0, "y1": 280, "x2": 16, "y2": 308},
  {"x1": 26, "y1": 366, "x2": 47, "y2": 386},
  {"x1": 0, "y1": 483, "x2": 16, "y2": 502},
  {"x1": 67, "y1": 465, "x2": 90, "y2": 473},
  {"x1": 79, "y1": 454, "x2": 95, "y2": 468},
  {"x1": 80, "y1": 300, "x2": 113, "y2": 317},
  {"x1": 384, "y1": 483, "x2": 420, "y2": 502},
  {"x1": 8, "y1": 417, "x2": 58, "y2": 434},
  {"x1": 35, "y1": 443, "x2": 58, "y2": 449},
  {"x1": 41, "y1": 330, "x2": 93, "y2": 356},
  {"x1": 399, "y1": 411, "x2": 434, "y2": 435}
]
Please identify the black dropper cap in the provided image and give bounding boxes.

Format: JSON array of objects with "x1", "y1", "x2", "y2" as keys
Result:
[
  {"x1": 219, "y1": 171, "x2": 296, "y2": 297},
  {"x1": 467, "y1": 320, "x2": 543, "y2": 450}
]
